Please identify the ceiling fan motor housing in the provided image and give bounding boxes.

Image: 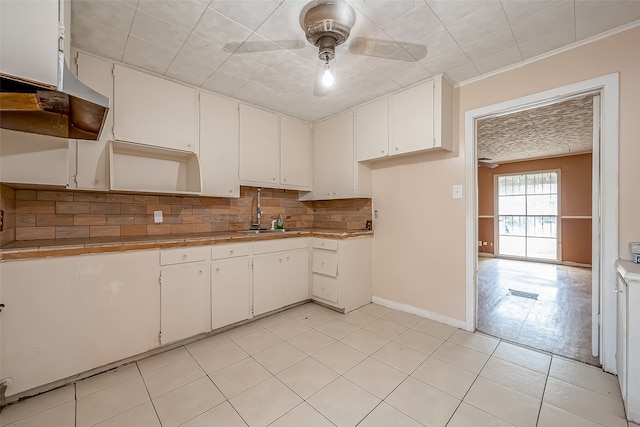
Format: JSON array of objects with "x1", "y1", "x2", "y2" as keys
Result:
[{"x1": 301, "y1": 1, "x2": 356, "y2": 61}]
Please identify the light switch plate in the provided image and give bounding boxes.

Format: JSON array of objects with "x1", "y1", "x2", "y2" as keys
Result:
[
  {"x1": 154, "y1": 211, "x2": 163, "y2": 223},
  {"x1": 453, "y1": 185, "x2": 463, "y2": 199}
]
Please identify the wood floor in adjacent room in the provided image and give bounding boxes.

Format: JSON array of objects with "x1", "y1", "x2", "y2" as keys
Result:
[{"x1": 477, "y1": 257, "x2": 599, "y2": 366}]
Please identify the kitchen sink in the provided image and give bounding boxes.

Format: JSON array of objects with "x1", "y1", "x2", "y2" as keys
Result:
[{"x1": 236, "y1": 229, "x2": 287, "y2": 234}]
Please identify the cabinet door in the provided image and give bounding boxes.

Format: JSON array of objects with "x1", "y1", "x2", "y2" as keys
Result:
[
  {"x1": 0, "y1": 129, "x2": 68, "y2": 186},
  {"x1": 617, "y1": 275, "x2": 628, "y2": 400},
  {"x1": 75, "y1": 52, "x2": 112, "y2": 190},
  {"x1": 390, "y1": 81, "x2": 434, "y2": 156},
  {"x1": 283, "y1": 249, "x2": 310, "y2": 306},
  {"x1": 212, "y1": 257, "x2": 251, "y2": 330},
  {"x1": 239, "y1": 104, "x2": 280, "y2": 185},
  {"x1": 113, "y1": 65, "x2": 198, "y2": 152},
  {"x1": 313, "y1": 111, "x2": 354, "y2": 199},
  {"x1": 356, "y1": 97, "x2": 389, "y2": 161},
  {"x1": 200, "y1": 92, "x2": 240, "y2": 197},
  {"x1": 0, "y1": 251, "x2": 160, "y2": 397},
  {"x1": 252, "y1": 253, "x2": 283, "y2": 316},
  {"x1": 160, "y1": 263, "x2": 211, "y2": 344},
  {"x1": 280, "y1": 116, "x2": 312, "y2": 189}
]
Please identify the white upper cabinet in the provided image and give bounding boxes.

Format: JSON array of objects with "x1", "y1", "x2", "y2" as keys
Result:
[
  {"x1": 280, "y1": 116, "x2": 312, "y2": 190},
  {"x1": 356, "y1": 97, "x2": 389, "y2": 161},
  {"x1": 239, "y1": 104, "x2": 313, "y2": 191},
  {"x1": 0, "y1": 0, "x2": 59, "y2": 88},
  {"x1": 239, "y1": 104, "x2": 280, "y2": 186},
  {"x1": 390, "y1": 75, "x2": 453, "y2": 155},
  {"x1": 0, "y1": 130, "x2": 68, "y2": 186},
  {"x1": 200, "y1": 92, "x2": 240, "y2": 197},
  {"x1": 355, "y1": 74, "x2": 453, "y2": 162},
  {"x1": 113, "y1": 65, "x2": 198, "y2": 152},
  {"x1": 306, "y1": 111, "x2": 371, "y2": 200},
  {"x1": 74, "y1": 52, "x2": 112, "y2": 190}
]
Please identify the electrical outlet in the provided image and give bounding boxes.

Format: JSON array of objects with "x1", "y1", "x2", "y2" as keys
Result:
[
  {"x1": 483, "y1": 241, "x2": 487, "y2": 246},
  {"x1": 478, "y1": 241, "x2": 482, "y2": 246},
  {"x1": 153, "y1": 211, "x2": 163, "y2": 223}
]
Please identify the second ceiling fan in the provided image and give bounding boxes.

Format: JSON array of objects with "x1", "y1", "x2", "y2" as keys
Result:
[{"x1": 223, "y1": 0, "x2": 428, "y2": 96}]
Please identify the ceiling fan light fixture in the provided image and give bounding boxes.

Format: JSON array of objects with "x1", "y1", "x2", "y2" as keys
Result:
[{"x1": 322, "y1": 58, "x2": 334, "y2": 87}]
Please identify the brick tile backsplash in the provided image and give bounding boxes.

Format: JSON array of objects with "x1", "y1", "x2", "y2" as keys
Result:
[{"x1": 1, "y1": 186, "x2": 372, "y2": 242}]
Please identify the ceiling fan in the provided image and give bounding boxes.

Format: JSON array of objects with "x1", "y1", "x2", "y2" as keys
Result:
[
  {"x1": 478, "y1": 158, "x2": 499, "y2": 168},
  {"x1": 222, "y1": 0, "x2": 428, "y2": 96}
]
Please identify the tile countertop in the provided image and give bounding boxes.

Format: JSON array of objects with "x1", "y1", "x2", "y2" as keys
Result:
[
  {"x1": 0, "y1": 229, "x2": 374, "y2": 261},
  {"x1": 617, "y1": 259, "x2": 640, "y2": 282}
]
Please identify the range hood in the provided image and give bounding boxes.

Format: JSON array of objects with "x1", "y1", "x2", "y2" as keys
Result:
[{"x1": 0, "y1": 53, "x2": 109, "y2": 140}]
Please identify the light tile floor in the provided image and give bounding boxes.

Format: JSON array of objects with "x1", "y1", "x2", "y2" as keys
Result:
[{"x1": 1, "y1": 302, "x2": 635, "y2": 427}]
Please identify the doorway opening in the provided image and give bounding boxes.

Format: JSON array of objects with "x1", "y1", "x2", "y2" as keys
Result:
[{"x1": 464, "y1": 73, "x2": 619, "y2": 373}]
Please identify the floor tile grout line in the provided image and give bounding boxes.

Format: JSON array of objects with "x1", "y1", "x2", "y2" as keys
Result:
[
  {"x1": 534, "y1": 353, "x2": 554, "y2": 427},
  {"x1": 442, "y1": 337, "x2": 503, "y2": 426},
  {"x1": 136, "y1": 360, "x2": 162, "y2": 427}
]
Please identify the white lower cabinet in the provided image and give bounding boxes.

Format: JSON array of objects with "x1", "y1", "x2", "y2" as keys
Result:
[
  {"x1": 617, "y1": 261, "x2": 640, "y2": 423},
  {"x1": 211, "y1": 244, "x2": 251, "y2": 330},
  {"x1": 283, "y1": 249, "x2": 310, "y2": 306},
  {"x1": 252, "y1": 239, "x2": 310, "y2": 316},
  {"x1": 160, "y1": 262, "x2": 211, "y2": 345},
  {"x1": 311, "y1": 236, "x2": 372, "y2": 312},
  {"x1": 253, "y1": 253, "x2": 285, "y2": 316},
  {"x1": 0, "y1": 251, "x2": 160, "y2": 398}
]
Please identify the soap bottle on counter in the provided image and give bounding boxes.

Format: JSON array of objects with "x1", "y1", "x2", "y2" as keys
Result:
[{"x1": 276, "y1": 214, "x2": 284, "y2": 229}]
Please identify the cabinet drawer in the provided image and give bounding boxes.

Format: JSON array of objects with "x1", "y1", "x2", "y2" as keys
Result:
[
  {"x1": 253, "y1": 238, "x2": 309, "y2": 255},
  {"x1": 312, "y1": 250, "x2": 338, "y2": 277},
  {"x1": 160, "y1": 247, "x2": 209, "y2": 265},
  {"x1": 312, "y1": 238, "x2": 338, "y2": 251},
  {"x1": 313, "y1": 274, "x2": 338, "y2": 303},
  {"x1": 211, "y1": 243, "x2": 250, "y2": 260}
]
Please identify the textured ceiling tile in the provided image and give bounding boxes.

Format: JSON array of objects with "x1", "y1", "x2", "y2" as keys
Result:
[
  {"x1": 71, "y1": 15, "x2": 128, "y2": 61},
  {"x1": 351, "y1": 0, "x2": 418, "y2": 28},
  {"x1": 575, "y1": 1, "x2": 640, "y2": 40},
  {"x1": 209, "y1": 0, "x2": 279, "y2": 31},
  {"x1": 70, "y1": 0, "x2": 637, "y2": 122},
  {"x1": 130, "y1": 10, "x2": 190, "y2": 52},
  {"x1": 202, "y1": 69, "x2": 249, "y2": 97},
  {"x1": 178, "y1": 34, "x2": 230, "y2": 67},
  {"x1": 165, "y1": 53, "x2": 217, "y2": 86},
  {"x1": 255, "y1": 6, "x2": 302, "y2": 42},
  {"x1": 472, "y1": 44, "x2": 523, "y2": 73},
  {"x1": 447, "y1": 2, "x2": 512, "y2": 46},
  {"x1": 216, "y1": 55, "x2": 267, "y2": 82},
  {"x1": 426, "y1": 0, "x2": 497, "y2": 26},
  {"x1": 501, "y1": 0, "x2": 567, "y2": 23},
  {"x1": 477, "y1": 95, "x2": 594, "y2": 163},
  {"x1": 136, "y1": 0, "x2": 210, "y2": 31},
  {"x1": 460, "y1": 27, "x2": 519, "y2": 61},
  {"x1": 382, "y1": 2, "x2": 444, "y2": 42},
  {"x1": 193, "y1": 6, "x2": 252, "y2": 47},
  {"x1": 445, "y1": 62, "x2": 480, "y2": 83},
  {"x1": 122, "y1": 35, "x2": 176, "y2": 75}
]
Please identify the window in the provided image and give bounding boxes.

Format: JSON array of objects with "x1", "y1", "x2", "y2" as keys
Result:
[{"x1": 497, "y1": 171, "x2": 559, "y2": 260}]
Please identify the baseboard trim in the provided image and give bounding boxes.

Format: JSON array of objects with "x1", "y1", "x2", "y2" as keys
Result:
[
  {"x1": 371, "y1": 296, "x2": 466, "y2": 329},
  {"x1": 478, "y1": 252, "x2": 495, "y2": 258}
]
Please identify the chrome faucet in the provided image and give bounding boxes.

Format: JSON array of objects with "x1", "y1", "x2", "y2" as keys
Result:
[{"x1": 252, "y1": 188, "x2": 262, "y2": 229}]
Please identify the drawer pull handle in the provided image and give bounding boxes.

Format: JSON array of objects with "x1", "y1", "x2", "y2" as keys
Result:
[
  {"x1": 198, "y1": 270, "x2": 203, "y2": 276},
  {"x1": 230, "y1": 250, "x2": 234, "y2": 254},
  {"x1": 182, "y1": 254, "x2": 187, "y2": 260},
  {"x1": 215, "y1": 268, "x2": 220, "y2": 273},
  {"x1": 614, "y1": 289, "x2": 624, "y2": 293}
]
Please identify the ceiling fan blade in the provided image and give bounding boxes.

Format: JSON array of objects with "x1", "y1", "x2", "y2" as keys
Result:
[
  {"x1": 478, "y1": 160, "x2": 499, "y2": 168},
  {"x1": 349, "y1": 37, "x2": 427, "y2": 62},
  {"x1": 223, "y1": 39, "x2": 306, "y2": 54}
]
